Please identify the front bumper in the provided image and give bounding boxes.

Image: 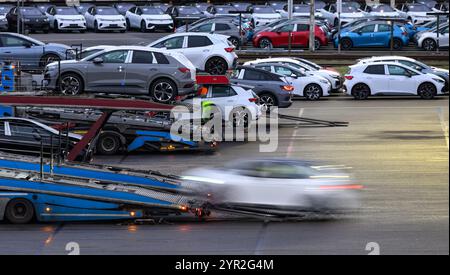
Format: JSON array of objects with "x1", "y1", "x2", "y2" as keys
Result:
[
  {"x1": 146, "y1": 22, "x2": 174, "y2": 31},
  {"x1": 57, "y1": 21, "x2": 87, "y2": 31},
  {"x1": 23, "y1": 22, "x2": 50, "y2": 30},
  {"x1": 97, "y1": 21, "x2": 127, "y2": 30},
  {"x1": 0, "y1": 21, "x2": 7, "y2": 31}
]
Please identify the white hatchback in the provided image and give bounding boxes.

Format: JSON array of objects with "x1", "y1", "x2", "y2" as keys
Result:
[
  {"x1": 125, "y1": 6, "x2": 173, "y2": 32},
  {"x1": 345, "y1": 62, "x2": 446, "y2": 99},
  {"x1": 45, "y1": 6, "x2": 86, "y2": 32},
  {"x1": 84, "y1": 6, "x2": 126, "y2": 32},
  {"x1": 147, "y1": 33, "x2": 238, "y2": 75}
]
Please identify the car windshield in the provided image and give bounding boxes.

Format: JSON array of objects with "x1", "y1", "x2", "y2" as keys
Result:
[
  {"x1": 315, "y1": 1, "x2": 326, "y2": 9},
  {"x1": 81, "y1": 49, "x2": 104, "y2": 59},
  {"x1": 342, "y1": 5, "x2": 359, "y2": 13},
  {"x1": 253, "y1": 6, "x2": 275, "y2": 13},
  {"x1": 407, "y1": 4, "x2": 431, "y2": 12},
  {"x1": 56, "y1": 7, "x2": 79, "y2": 15},
  {"x1": 19, "y1": 7, "x2": 43, "y2": 16},
  {"x1": 0, "y1": 6, "x2": 12, "y2": 15},
  {"x1": 141, "y1": 7, "x2": 164, "y2": 15},
  {"x1": 370, "y1": 5, "x2": 394, "y2": 12},
  {"x1": 97, "y1": 7, "x2": 119, "y2": 15},
  {"x1": 294, "y1": 6, "x2": 310, "y2": 13},
  {"x1": 216, "y1": 6, "x2": 236, "y2": 13},
  {"x1": 179, "y1": 7, "x2": 201, "y2": 15}
]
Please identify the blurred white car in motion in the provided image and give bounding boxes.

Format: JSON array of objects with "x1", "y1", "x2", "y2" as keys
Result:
[{"x1": 182, "y1": 159, "x2": 362, "y2": 218}]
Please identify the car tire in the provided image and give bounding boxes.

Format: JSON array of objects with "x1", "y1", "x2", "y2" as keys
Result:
[
  {"x1": 393, "y1": 38, "x2": 403, "y2": 50},
  {"x1": 333, "y1": 18, "x2": 339, "y2": 27},
  {"x1": 341, "y1": 38, "x2": 353, "y2": 50},
  {"x1": 314, "y1": 38, "x2": 321, "y2": 50},
  {"x1": 422, "y1": 38, "x2": 437, "y2": 51},
  {"x1": 39, "y1": 53, "x2": 60, "y2": 67},
  {"x1": 150, "y1": 78, "x2": 177, "y2": 103},
  {"x1": 304, "y1": 84, "x2": 323, "y2": 101},
  {"x1": 126, "y1": 18, "x2": 131, "y2": 30},
  {"x1": 43, "y1": 28, "x2": 49, "y2": 34},
  {"x1": 229, "y1": 107, "x2": 251, "y2": 129},
  {"x1": 97, "y1": 133, "x2": 121, "y2": 155},
  {"x1": 54, "y1": 21, "x2": 59, "y2": 33},
  {"x1": 418, "y1": 82, "x2": 436, "y2": 99},
  {"x1": 94, "y1": 21, "x2": 99, "y2": 33},
  {"x1": 259, "y1": 38, "x2": 272, "y2": 49},
  {"x1": 5, "y1": 199, "x2": 34, "y2": 224},
  {"x1": 259, "y1": 93, "x2": 278, "y2": 108},
  {"x1": 59, "y1": 73, "x2": 84, "y2": 96},
  {"x1": 205, "y1": 57, "x2": 228, "y2": 75},
  {"x1": 351, "y1": 83, "x2": 370, "y2": 100},
  {"x1": 228, "y1": 37, "x2": 240, "y2": 47},
  {"x1": 140, "y1": 20, "x2": 147, "y2": 32}
]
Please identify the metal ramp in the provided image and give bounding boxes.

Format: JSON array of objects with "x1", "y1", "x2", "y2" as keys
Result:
[{"x1": 276, "y1": 113, "x2": 349, "y2": 127}]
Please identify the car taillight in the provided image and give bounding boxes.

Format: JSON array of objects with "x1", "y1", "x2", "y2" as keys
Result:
[
  {"x1": 178, "y1": 67, "x2": 190, "y2": 73},
  {"x1": 248, "y1": 98, "x2": 257, "y2": 102},
  {"x1": 281, "y1": 85, "x2": 294, "y2": 92},
  {"x1": 344, "y1": 75, "x2": 353, "y2": 80},
  {"x1": 224, "y1": 47, "x2": 234, "y2": 53}
]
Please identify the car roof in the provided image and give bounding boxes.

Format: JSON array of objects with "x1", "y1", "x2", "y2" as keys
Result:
[{"x1": 362, "y1": 56, "x2": 415, "y2": 62}]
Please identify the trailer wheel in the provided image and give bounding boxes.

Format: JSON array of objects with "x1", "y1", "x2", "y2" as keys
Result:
[
  {"x1": 97, "y1": 134, "x2": 121, "y2": 155},
  {"x1": 5, "y1": 199, "x2": 35, "y2": 224}
]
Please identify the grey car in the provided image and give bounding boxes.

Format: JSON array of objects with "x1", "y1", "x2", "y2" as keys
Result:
[
  {"x1": 44, "y1": 46, "x2": 196, "y2": 103},
  {"x1": 0, "y1": 32, "x2": 75, "y2": 71},
  {"x1": 189, "y1": 20, "x2": 247, "y2": 46},
  {"x1": 230, "y1": 65, "x2": 293, "y2": 108}
]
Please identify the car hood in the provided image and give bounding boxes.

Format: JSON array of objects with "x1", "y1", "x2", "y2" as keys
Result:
[
  {"x1": 54, "y1": 15, "x2": 85, "y2": 20},
  {"x1": 45, "y1": 42, "x2": 72, "y2": 50},
  {"x1": 407, "y1": 12, "x2": 429, "y2": 17},
  {"x1": 340, "y1": 12, "x2": 365, "y2": 18},
  {"x1": 432, "y1": 67, "x2": 449, "y2": 74},
  {"x1": 371, "y1": 11, "x2": 400, "y2": 17},
  {"x1": 253, "y1": 13, "x2": 281, "y2": 19},
  {"x1": 95, "y1": 15, "x2": 124, "y2": 21},
  {"x1": 142, "y1": 14, "x2": 172, "y2": 21},
  {"x1": 293, "y1": 12, "x2": 324, "y2": 17}
]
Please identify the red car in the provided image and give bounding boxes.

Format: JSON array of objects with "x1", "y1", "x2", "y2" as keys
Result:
[{"x1": 253, "y1": 22, "x2": 328, "y2": 49}]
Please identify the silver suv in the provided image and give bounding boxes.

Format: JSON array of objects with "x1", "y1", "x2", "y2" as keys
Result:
[{"x1": 44, "y1": 46, "x2": 196, "y2": 103}]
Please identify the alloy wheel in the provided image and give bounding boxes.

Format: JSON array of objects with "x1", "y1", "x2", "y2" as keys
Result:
[
  {"x1": 153, "y1": 82, "x2": 175, "y2": 102},
  {"x1": 60, "y1": 76, "x2": 81, "y2": 95},
  {"x1": 304, "y1": 85, "x2": 321, "y2": 101}
]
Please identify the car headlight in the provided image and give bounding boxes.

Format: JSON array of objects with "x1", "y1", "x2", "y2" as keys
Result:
[
  {"x1": 433, "y1": 78, "x2": 445, "y2": 83},
  {"x1": 43, "y1": 18, "x2": 49, "y2": 22},
  {"x1": 320, "y1": 79, "x2": 330, "y2": 84}
]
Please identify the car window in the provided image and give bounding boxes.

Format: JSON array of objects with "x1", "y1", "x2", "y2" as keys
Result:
[
  {"x1": 215, "y1": 23, "x2": 231, "y2": 31},
  {"x1": 243, "y1": 69, "x2": 265, "y2": 81},
  {"x1": 154, "y1": 52, "x2": 170, "y2": 64},
  {"x1": 257, "y1": 65, "x2": 272, "y2": 72},
  {"x1": 187, "y1": 36, "x2": 213, "y2": 48},
  {"x1": 398, "y1": 60, "x2": 424, "y2": 71},
  {"x1": 97, "y1": 50, "x2": 129, "y2": 63},
  {"x1": 160, "y1": 36, "x2": 185, "y2": 49},
  {"x1": 0, "y1": 35, "x2": 32, "y2": 47},
  {"x1": 210, "y1": 85, "x2": 236, "y2": 98},
  {"x1": 364, "y1": 65, "x2": 385, "y2": 75},
  {"x1": 357, "y1": 24, "x2": 375, "y2": 33},
  {"x1": 195, "y1": 23, "x2": 213, "y2": 32},
  {"x1": 296, "y1": 24, "x2": 309, "y2": 32},
  {"x1": 278, "y1": 24, "x2": 295, "y2": 32},
  {"x1": 441, "y1": 26, "x2": 449, "y2": 34},
  {"x1": 131, "y1": 50, "x2": 153, "y2": 64},
  {"x1": 274, "y1": 66, "x2": 294, "y2": 76},
  {"x1": 377, "y1": 24, "x2": 391, "y2": 32},
  {"x1": 388, "y1": 65, "x2": 409, "y2": 76},
  {"x1": 0, "y1": 122, "x2": 4, "y2": 135},
  {"x1": 9, "y1": 122, "x2": 37, "y2": 137},
  {"x1": 81, "y1": 49, "x2": 103, "y2": 59}
]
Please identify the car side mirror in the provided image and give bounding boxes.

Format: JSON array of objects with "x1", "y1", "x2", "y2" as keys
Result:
[
  {"x1": 93, "y1": 57, "x2": 104, "y2": 64},
  {"x1": 32, "y1": 129, "x2": 42, "y2": 142},
  {"x1": 405, "y1": 72, "x2": 412, "y2": 78},
  {"x1": 24, "y1": 42, "x2": 32, "y2": 48},
  {"x1": 357, "y1": 31, "x2": 362, "y2": 35}
]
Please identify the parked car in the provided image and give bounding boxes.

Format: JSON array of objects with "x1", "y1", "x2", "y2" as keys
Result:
[
  {"x1": 6, "y1": 7, "x2": 50, "y2": 33},
  {"x1": 44, "y1": 46, "x2": 196, "y2": 103},
  {"x1": 433, "y1": 2, "x2": 449, "y2": 12},
  {"x1": 186, "y1": 83, "x2": 262, "y2": 128},
  {"x1": 314, "y1": 0, "x2": 338, "y2": 27},
  {"x1": 280, "y1": 4, "x2": 325, "y2": 20},
  {"x1": 248, "y1": 5, "x2": 281, "y2": 27},
  {"x1": 84, "y1": 6, "x2": 126, "y2": 32},
  {"x1": 125, "y1": 6, "x2": 174, "y2": 32},
  {"x1": 417, "y1": 24, "x2": 449, "y2": 51},
  {"x1": 0, "y1": 32, "x2": 75, "y2": 70},
  {"x1": 414, "y1": 22, "x2": 449, "y2": 42},
  {"x1": 0, "y1": 5, "x2": 13, "y2": 31},
  {"x1": 181, "y1": 159, "x2": 361, "y2": 216},
  {"x1": 357, "y1": 56, "x2": 449, "y2": 93},
  {"x1": 0, "y1": 117, "x2": 82, "y2": 157},
  {"x1": 323, "y1": 2, "x2": 366, "y2": 25},
  {"x1": 244, "y1": 57, "x2": 343, "y2": 92},
  {"x1": 253, "y1": 18, "x2": 291, "y2": 36},
  {"x1": 189, "y1": 20, "x2": 246, "y2": 47},
  {"x1": 344, "y1": 62, "x2": 446, "y2": 99},
  {"x1": 148, "y1": 33, "x2": 238, "y2": 75},
  {"x1": 230, "y1": 65, "x2": 293, "y2": 108},
  {"x1": 364, "y1": 4, "x2": 402, "y2": 18},
  {"x1": 166, "y1": 6, "x2": 206, "y2": 27},
  {"x1": 252, "y1": 20, "x2": 328, "y2": 50},
  {"x1": 253, "y1": 63, "x2": 331, "y2": 100},
  {"x1": 45, "y1": 6, "x2": 87, "y2": 32},
  {"x1": 336, "y1": 21, "x2": 409, "y2": 50},
  {"x1": 396, "y1": 3, "x2": 433, "y2": 25},
  {"x1": 113, "y1": 2, "x2": 136, "y2": 16}
]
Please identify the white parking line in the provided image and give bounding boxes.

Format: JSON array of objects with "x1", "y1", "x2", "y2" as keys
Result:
[
  {"x1": 437, "y1": 107, "x2": 449, "y2": 150},
  {"x1": 286, "y1": 108, "x2": 304, "y2": 157}
]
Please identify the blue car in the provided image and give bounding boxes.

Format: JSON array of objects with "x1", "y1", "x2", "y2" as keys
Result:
[{"x1": 335, "y1": 21, "x2": 409, "y2": 50}]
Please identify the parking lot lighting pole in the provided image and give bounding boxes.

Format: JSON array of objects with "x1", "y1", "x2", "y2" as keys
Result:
[
  {"x1": 309, "y1": 0, "x2": 315, "y2": 52},
  {"x1": 288, "y1": 0, "x2": 293, "y2": 19}
]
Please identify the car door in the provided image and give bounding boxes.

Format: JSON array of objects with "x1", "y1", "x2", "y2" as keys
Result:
[
  {"x1": 293, "y1": 23, "x2": 309, "y2": 47},
  {"x1": 374, "y1": 24, "x2": 392, "y2": 46},
  {"x1": 84, "y1": 6, "x2": 95, "y2": 28},
  {"x1": 129, "y1": 7, "x2": 140, "y2": 28},
  {"x1": 46, "y1": 7, "x2": 56, "y2": 27},
  {"x1": 0, "y1": 34, "x2": 43, "y2": 68},
  {"x1": 439, "y1": 26, "x2": 449, "y2": 47},
  {"x1": 7, "y1": 120, "x2": 42, "y2": 152},
  {"x1": 362, "y1": 64, "x2": 389, "y2": 94},
  {"x1": 387, "y1": 64, "x2": 418, "y2": 94},
  {"x1": 192, "y1": 22, "x2": 213, "y2": 33},
  {"x1": 207, "y1": 85, "x2": 239, "y2": 113},
  {"x1": 353, "y1": 24, "x2": 376, "y2": 47},
  {"x1": 124, "y1": 50, "x2": 159, "y2": 94},
  {"x1": 272, "y1": 23, "x2": 295, "y2": 47},
  {"x1": 86, "y1": 50, "x2": 129, "y2": 93},
  {"x1": 184, "y1": 35, "x2": 213, "y2": 69}
]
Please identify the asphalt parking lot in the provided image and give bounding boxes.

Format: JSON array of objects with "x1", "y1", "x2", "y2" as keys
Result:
[{"x1": 1, "y1": 97, "x2": 448, "y2": 255}]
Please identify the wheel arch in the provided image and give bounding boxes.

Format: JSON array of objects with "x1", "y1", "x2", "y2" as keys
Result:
[{"x1": 351, "y1": 82, "x2": 372, "y2": 95}]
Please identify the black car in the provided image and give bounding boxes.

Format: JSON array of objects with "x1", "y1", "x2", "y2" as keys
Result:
[
  {"x1": 0, "y1": 5, "x2": 13, "y2": 31},
  {"x1": 6, "y1": 7, "x2": 50, "y2": 33},
  {"x1": 0, "y1": 117, "x2": 82, "y2": 158},
  {"x1": 166, "y1": 6, "x2": 206, "y2": 27}
]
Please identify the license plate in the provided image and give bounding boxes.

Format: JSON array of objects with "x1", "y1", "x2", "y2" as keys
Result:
[
  {"x1": 110, "y1": 24, "x2": 118, "y2": 27},
  {"x1": 70, "y1": 24, "x2": 78, "y2": 27}
]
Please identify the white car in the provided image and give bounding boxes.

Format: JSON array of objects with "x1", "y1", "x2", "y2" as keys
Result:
[
  {"x1": 147, "y1": 33, "x2": 238, "y2": 75},
  {"x1": 396, "y1": 3, "x2": 433, "y2": 25},
  {"x1": 185, "y1": 83, "x2": 262, "y2": 128},
  {"x1": 364, "y1": 4, "x2": 402, "y2": 18},
  {"x1": 252, "y1": 63, "x2": 331, "y2": 100},
  {"x1": 44, "y1": 6, "x2": 86, "y2": 32},
  {"x1": 182, "y1": 159, "x2": 361, "y2": 217},
  {"x1": 417, "y1": 25, "x2": 449, "y2": 51},
  {"x1": 244, "y1": 57, "x2": 343, "y2": 92},
  {"x1": 84, "y1": 6, "x2": 126, "y2": 32},
  {"x1": 249, "y1": 5, "x2": 281, "y2": 27},
  {"x1": 337, "y1": 3, "x2": 368, "y2": 25},
  {"x1": 280, "y1": 4, "x2": 325, "y2": 20},
  {"x1": 125, "y1": 6, "x2": 174, "y2": 32},
  {"x1": 344, "y1": 62, "x2": 446, "y2": 99}
]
